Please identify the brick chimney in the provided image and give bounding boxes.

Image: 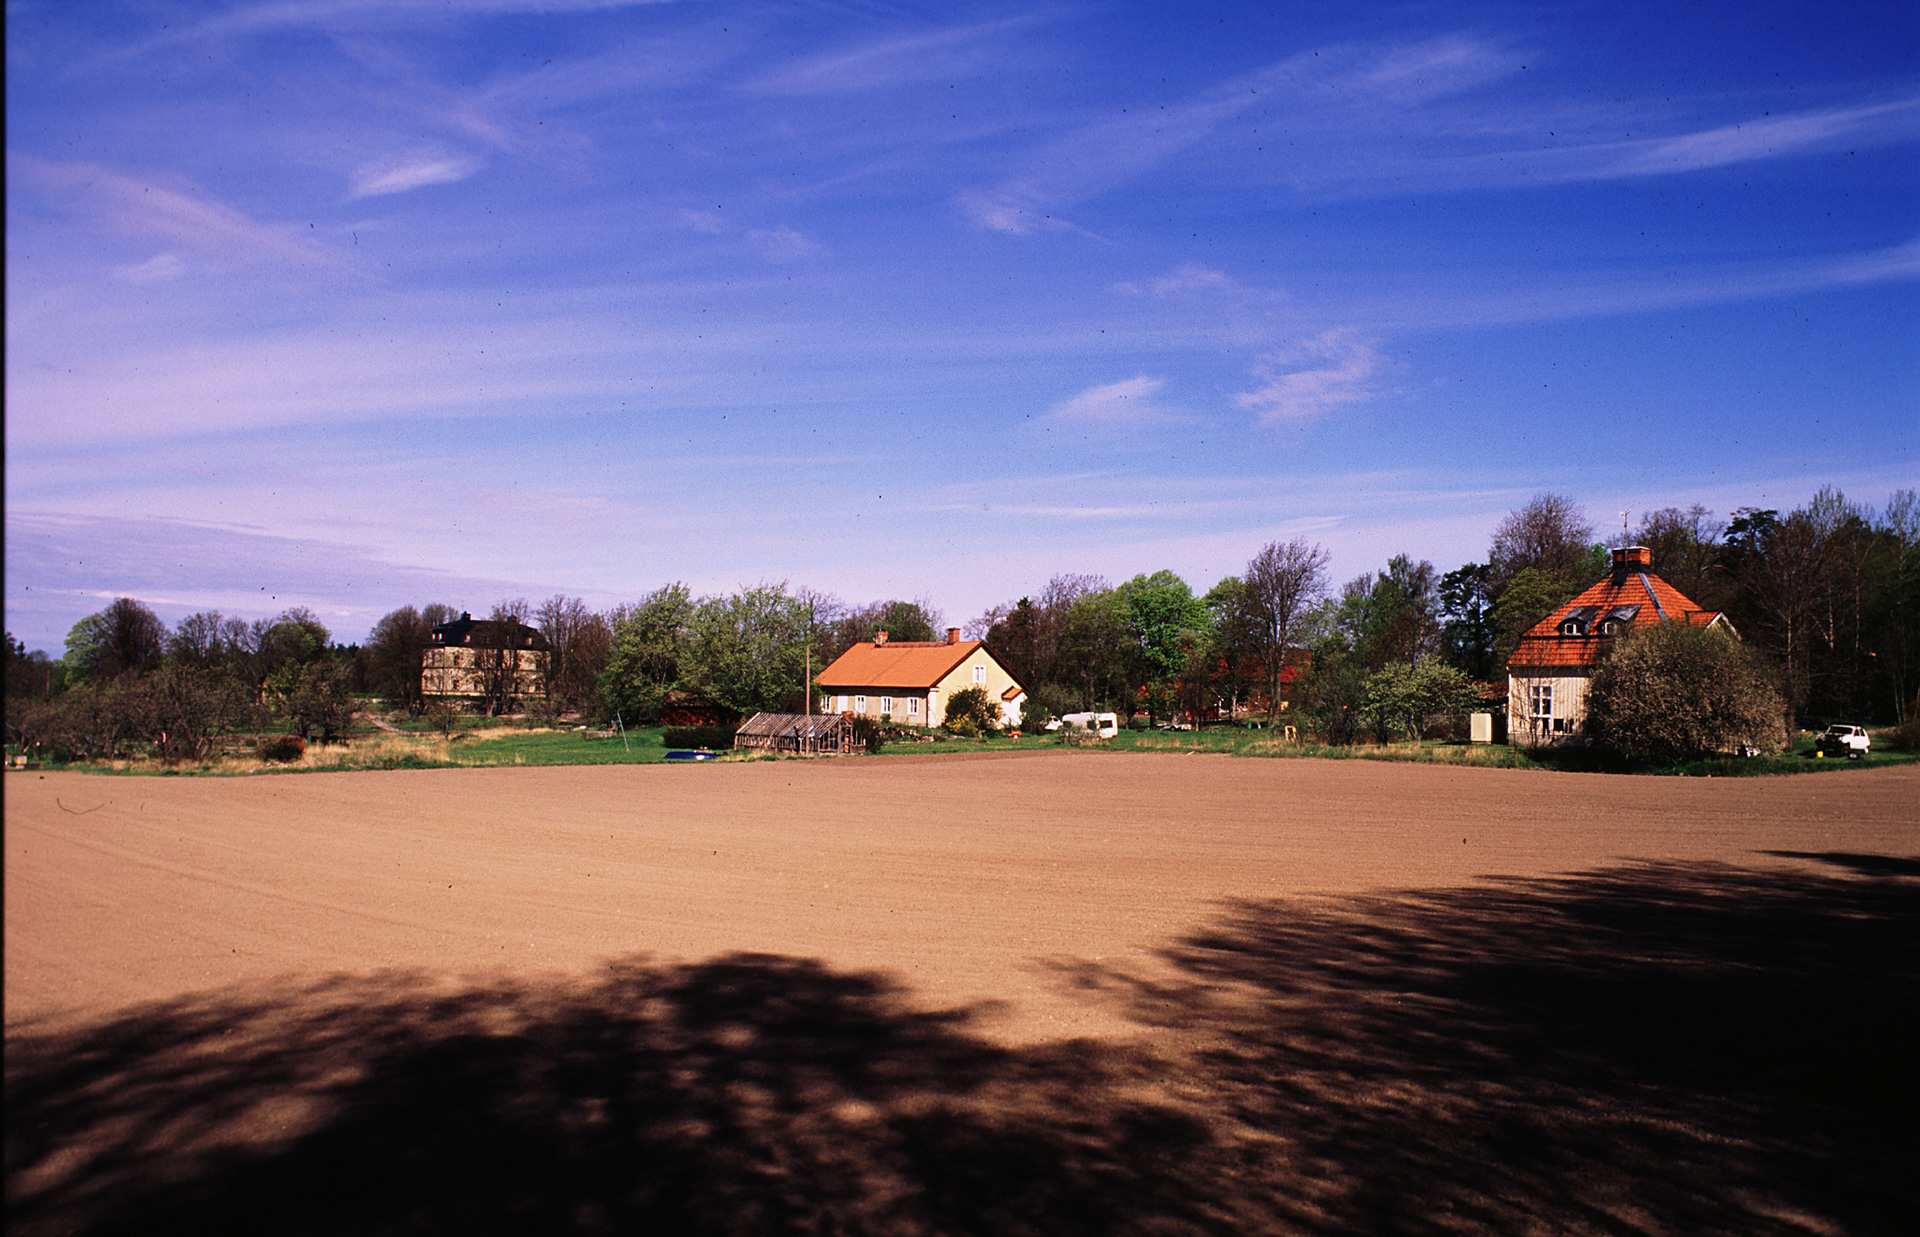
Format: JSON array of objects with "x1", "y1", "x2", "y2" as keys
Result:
[
  {"x1": 1612, "y1": 546, "x2": 1652, "y2": 571},
  {"x1": 947, "y1": 627, "x2": 961, "y2": 644},
  {"x1": 875, "y1": 630, "x2": 888, "y2": 646}
]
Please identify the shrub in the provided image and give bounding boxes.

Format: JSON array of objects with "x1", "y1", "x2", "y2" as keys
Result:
[
  {"x1": 660, "y1": 725, "x2": 737, "y2": 750},
  {"x1": 260, "y1": 734, "x2": 307, "y2": 762},
  {"x1": 1891, "y1": 701, "x2": 1920, "y2": 752},
  {"x1": 849, "y1": 716, "x2": 884, "y2": 754},
  {"x1": 943, "y1": 686, "x2": 1001, "y2": 734},
  {"x1": 1585, "y1": 624, "x2": 1785, "y2": 763},
  {"x1": 425, "y1": 698, "x2": 458, "y2": 738},
  {"x1": 1362, "y1": 657, "x2": 1479, "y2": 743}
]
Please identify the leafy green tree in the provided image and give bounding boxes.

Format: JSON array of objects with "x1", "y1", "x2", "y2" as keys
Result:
[
  {"x1": 1018, "y1": 682, "x2": 1076, "y2": 731},
  {"x1": 5, "y1": 632, "x2": 60, "y2": 705},
  {"x1": 601, "y1": 583, "x2": 695, "y2": 724},
  {"x1": 135, "y1": 663, "x2": 255, "y2": 761},
  {"x1": 1490, "y1": 567, "x2": 1581, "y2": 669},
  {"x1": 835, "y1": 599, "x2": 940, "y2": 648},
  {"x1": 1481, "y1": 495, "x2": 1608, "y2": 670},
  {"x1": 1584, "y1": 624, "x2": 1785, "y2": 762},
  {"x1": 1438, "y1": 563, "x2": 1496, "y2": 680},
  {"x1": 267, "y1": 659, "x2": 355, "y2": 742},
  {"x1": 63, "y1": 597, "x2": 167, "y2": 683},
  {"x1": 1200, "y1": 575, "x2": 1262, "y2": 721},
  {"x1": 1336, "y1": 555, "x2": 1442, "y2": 671},
  {"x1": 1361, "y1": 656, "x2": 1479, "y2": 743},
  {"x1": 983, "y1": 596, "x2": 1046, "y2": 686},
  {"x1": 1295, "y1": 631, "x2": 1369, "y2": 745},
  {"x1": 979, "y1": 574, "x2": 1108, "y2": 707},
  {"x1": 1117, "y1": 570, "x2": 1210, "y2": 724},
  {"x1": 1058, "y1": 587, "x2": 1133, "y2": 712},
  {"x1": 683, "y1": 583, "x2": 813, "y2": 715}
]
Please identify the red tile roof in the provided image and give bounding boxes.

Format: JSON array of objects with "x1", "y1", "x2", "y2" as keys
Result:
[
  {"x1": 1507, "y1": 548, "x2": 1727, "y2": 671},
  {"x1": 819, "y1": 639, "x2": 1008, "y2": 690}
]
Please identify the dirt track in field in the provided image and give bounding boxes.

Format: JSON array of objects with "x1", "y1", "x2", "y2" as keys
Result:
[
  {"x1": 9, "y1": 753, "x2": 1919, "y2": 1235},
  {"x1": 8, "y1": 752, "x2": 1915, "y2": 1040}
]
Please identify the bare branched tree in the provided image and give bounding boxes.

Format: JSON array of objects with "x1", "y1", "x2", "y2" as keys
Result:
[
  {"x1": 536, "y1": 596, "x2": 612, "y2": 715},
  {"x1": 1489, "y1": 494, "x2": 1595, "y2": 593},
  {"x1": 367, "y1": 607, "x2": 436, "y2": 715},
  {"x1": 1244, "y1": 539, "x2": 1331, "y2": 722}
]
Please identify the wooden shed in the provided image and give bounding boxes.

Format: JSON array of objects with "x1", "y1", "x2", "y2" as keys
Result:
[{"x1": 732, "y1": 712, "x2": 863, "y2": 756}]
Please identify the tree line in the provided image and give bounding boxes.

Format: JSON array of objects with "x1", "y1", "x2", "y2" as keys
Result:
[{"x1": 7, "y1": 486, "x2": 1916, "y2": 761}]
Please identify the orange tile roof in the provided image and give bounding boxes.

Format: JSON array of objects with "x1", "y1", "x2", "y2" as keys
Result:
[
  {"x1": 1507, "y1": 550, "x2": 1725, "y2": 671},
  {"x1": 818, "y1": 639, "x2": 1006, "y2": 690}
]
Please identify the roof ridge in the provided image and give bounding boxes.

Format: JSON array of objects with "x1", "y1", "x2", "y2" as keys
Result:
[{"x1": 1636, "y1": 573, "x2": 1668, "y2": 620}]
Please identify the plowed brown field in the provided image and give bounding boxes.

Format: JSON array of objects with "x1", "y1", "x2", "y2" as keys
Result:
[
  {"x1": 9, "y1": 753, "x2": 1919, "y2": 1235},
  {"x1": 9, "y1": 752, "x2": 1915, "y2": 1039}
]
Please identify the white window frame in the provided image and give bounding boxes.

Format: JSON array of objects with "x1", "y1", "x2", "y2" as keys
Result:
[
  {"x1": 1529, "y1": 683, "x2": 1553, "y2": 719},
  {"x1": 906, "y1": 697, "x2": 919, "y2": 716},
  {"x1": 855, "y1": 695, "x2": 866, "y2": 714},
  {"x1": 880, "y1": 695, "x2": 892, "y2": 716},
  {"x1": 972, "y1": 664, "x2": 986, "y2": 685}
]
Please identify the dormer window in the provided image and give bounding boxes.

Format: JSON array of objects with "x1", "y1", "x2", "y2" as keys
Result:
[
  {"x1": 1559, "y1": 618, "x2": 1587, "y2": 636},
  {"x1": 1595, "y1": 605, "x2": 1640, "y2": 636}
]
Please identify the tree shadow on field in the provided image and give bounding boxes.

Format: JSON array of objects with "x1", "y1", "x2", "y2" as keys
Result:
[
  {"x1": 7, "y1": 856, "x2": 1916, "y2": 1236},
  {"x1": 1059, "y1": 851, "x2": 1920, "y2": 1236}
]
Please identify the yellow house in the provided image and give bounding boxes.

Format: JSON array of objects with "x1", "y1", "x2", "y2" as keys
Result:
[
  {"x1": 817, "y1": 628, "x2": 1027, "y2": 728},
  {"x1": 421, "y1": 612, "x2": 550, "y2": 708}
]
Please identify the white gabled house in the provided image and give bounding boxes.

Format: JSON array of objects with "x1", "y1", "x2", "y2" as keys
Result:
[{"x1": 1507, "y1": 546, "x2": 1736, "y2": 747}]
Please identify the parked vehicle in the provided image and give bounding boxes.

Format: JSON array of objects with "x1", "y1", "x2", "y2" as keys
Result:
[
  {"x1": 1814, "y1": 724, "x2": 1871, "y2": 759},
  {"x1": 1047, "y1": 711, "x2": 1120, "y2": 738}
]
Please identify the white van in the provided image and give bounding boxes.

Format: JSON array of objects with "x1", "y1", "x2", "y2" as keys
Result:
[{"x1": 1051, "y1": 711, "x2": 1120, "y2": 738}]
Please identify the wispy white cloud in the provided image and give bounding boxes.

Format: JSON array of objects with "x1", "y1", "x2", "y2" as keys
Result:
[
  {"x1": 1354, "y1": 235, "x2": 1920, "y2": 331},
  {"x1": 960, "y1": 34, "x2": 1520, "y2": 231},
  {"x1": 1588, "y1": 96, "x2": 1920, "y2": 178},
  {"x1": 1049, "y1": 376, "x2": 1170, "y2": 428},
  {"x1": 12, "y1": 155, "x2": 334, "y2": 269},
  {"x1": 129, "y1": 0, "x2": 679, "y2": 47},
  {"x1": 1400, "y1": 94, "x2": 1920, "y2": 192},
  {"x1": 748, "y1": 17, "x2": 1040, "y2": 95},
  {"x1": 1234, "y1": 330, "x2": 1386, "y2": 424},
  {"x1": 114, "y1": 252, "x2": 189, "y2": 283},
  {"x1": 350, "y1": 152, "x2": 484, "y2": 197},
  {"x1": 958, "y1": 29, "x2": 1919, "y2": 224},
  {"x1": 1114, "y1": 264, "x2": 1239, "y2": 297},
  {"x1": 747, "y1": 226, "x2": 824, "y2": 262}
]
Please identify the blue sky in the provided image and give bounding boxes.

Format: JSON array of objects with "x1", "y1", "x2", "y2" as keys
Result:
[{"x1": 7, "y1": 0, "x2": 1917, "y2": 653}]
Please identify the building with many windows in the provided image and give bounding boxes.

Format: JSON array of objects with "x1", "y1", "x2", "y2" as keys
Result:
[
  {"x1": 421, "y1": 612, "x2": 551, "y2": 711},
  {"x1": 817, "y1": 628, "x2": 1027, "y2": 728},
  {"x1": 1506, "y1": 546, "x2": 1734, "y2": 746}
]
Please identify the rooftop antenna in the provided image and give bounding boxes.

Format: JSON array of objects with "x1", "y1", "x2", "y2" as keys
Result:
[{"x1": 1620, "y1": 507, "x2": 1632, "y2": 545}]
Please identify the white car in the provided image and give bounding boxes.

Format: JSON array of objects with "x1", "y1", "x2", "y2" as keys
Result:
[{"x1": 1815, "y1": 725, "x2": 1871, "y2": 759}]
